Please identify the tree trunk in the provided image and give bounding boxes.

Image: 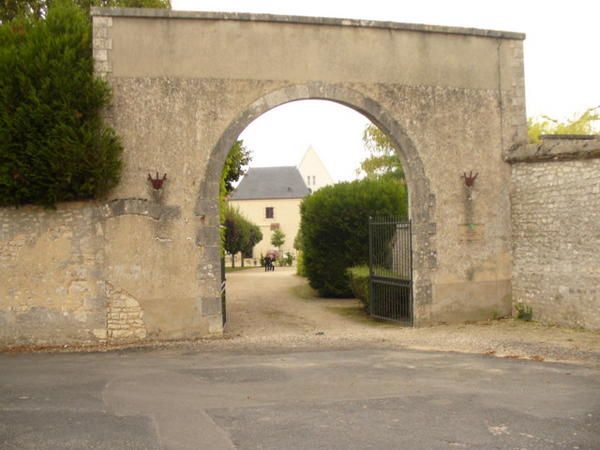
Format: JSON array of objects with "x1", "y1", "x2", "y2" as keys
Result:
[
  {"x1": 241, "y1": 255, "x2": 245, "y2": 268},
  {"x1": 231, "y1": 254, "x2": 235, "y2": 268}
]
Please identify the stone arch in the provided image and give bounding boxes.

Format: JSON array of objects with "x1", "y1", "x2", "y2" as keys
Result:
[
  {"x1": 197, "y1": 82, "x2": 435, "y2": 322},
  {"x1": 0, "y1": 10, "x2": 525, "y2": 347}
]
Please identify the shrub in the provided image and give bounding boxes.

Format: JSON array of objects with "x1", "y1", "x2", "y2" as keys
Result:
[
  {"x1": 347, "y1": 265, "x2": 370, "y2": 309},
  {"x1": 0, "y1": 1, "x2": 123, "y2": 207},
  {"x1": 296, "y1": 251, "x2": 306, "y2": 276},
  {"x1": 270, "y1": 228, "x2": 286, "y2": 250},
  {"x1": 515, "y1": 303, "x2": 533, "y2": 321},
  {"x1": 277, "y1": 252, "x2": 293, "y2": 267},
  {"x1": 300, "y1": 177, "x2": 407, "y2": 297}
]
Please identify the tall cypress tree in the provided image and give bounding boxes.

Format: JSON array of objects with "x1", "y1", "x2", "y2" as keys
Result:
[
  {"x1": 0, "y1": 0, "x2": 171, "y2": 206},
  {"x1": 0, "y1": 1, "x2": 125, "y2": 206}
]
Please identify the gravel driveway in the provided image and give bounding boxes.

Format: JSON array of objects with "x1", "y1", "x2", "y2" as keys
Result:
[{"x1": 224, "y1": 267, "x2": 600, "y2": 365}]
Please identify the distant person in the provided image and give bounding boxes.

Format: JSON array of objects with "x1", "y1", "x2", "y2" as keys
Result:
[{"x1": 264, "y1": 256, "x2": 274, "y2": 272}]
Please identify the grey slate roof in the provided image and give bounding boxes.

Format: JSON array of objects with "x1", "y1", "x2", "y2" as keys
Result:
[{"x1": 229, "y1": 166, "x2": 310, "y2": 200}]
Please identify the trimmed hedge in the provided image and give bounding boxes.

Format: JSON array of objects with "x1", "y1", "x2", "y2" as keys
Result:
[
  {"x1": 0, "y1": 1, "x2": 122, "y2": 207},
  {"x1": 296, "y1": 250, "x2": 306, "y2": 276},
  {"x1": 347, "y1": 265, "x2": 370, "y2": 309},
  {"x1": 300, "y1": 177, "x2": 407, "y2": 297}
]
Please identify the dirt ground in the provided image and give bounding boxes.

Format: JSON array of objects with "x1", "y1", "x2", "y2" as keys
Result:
[
  {"x1": 6, "y1": 267, "x2": 599, "y2": 364},
  {"x1": 224, "y1": 267, "x2": 600, "y2": 365}
]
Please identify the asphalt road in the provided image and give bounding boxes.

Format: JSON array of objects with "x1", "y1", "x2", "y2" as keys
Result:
[{"x1": 1, "y1": 347, "x2": 598, "y2": 449}]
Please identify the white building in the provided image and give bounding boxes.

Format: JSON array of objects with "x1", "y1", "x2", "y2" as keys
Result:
[
  {"x1": 228, "y1": 166, "x2": 309, "y2": 259},
  {"x1": 228, "y1": 147, "x2": 333, "y2": 261},
  {"x1": 298, "y1": 146, "x2": 334, "y2": 192}
]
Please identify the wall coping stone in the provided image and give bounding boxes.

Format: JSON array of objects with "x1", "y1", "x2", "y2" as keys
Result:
[
  {"x1": 540, "y1": 134, "x2": 598, "y2": 141},
  {"x1": 506, "y1": 136, "x2": 600, "y2": 163},
  {"x1": 90, "y1": 7, "x2": 525, "y2": 40}
]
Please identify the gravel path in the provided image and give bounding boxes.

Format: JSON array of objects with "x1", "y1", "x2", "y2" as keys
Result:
[
  {"x1": 224, "y1": 267, "x2": 600, "y2": 365},
  {"x1": 225, "y1": 267, "x2": 369, "y2": 338}
]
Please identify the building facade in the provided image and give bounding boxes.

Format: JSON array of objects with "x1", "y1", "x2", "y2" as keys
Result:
[
  {"x1": 228, "y1": 148, "x2": 334, "y2": 260},
  {"x1": 228, "y1": 166, "x2": 310, "y2": 259},
  {"x1": 298, "y1": 146, "x2": 334, "y2": 192}
]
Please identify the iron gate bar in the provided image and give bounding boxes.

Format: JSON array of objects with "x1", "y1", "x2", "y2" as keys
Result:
[
  {"x1": 221, "y1": 256, "x2": 227, "y2": 326},
  {"x1": 370, "y1": 276, "x2": 411, "y2": 287},
  {"x1": 368, "y1": 217, "x2": 413, "y2": 324}
]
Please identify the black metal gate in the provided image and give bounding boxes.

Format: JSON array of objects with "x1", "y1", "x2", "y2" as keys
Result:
[
  {"x1": 368, "y1": 217, "x2": 412, "y2": 323},
  {"x1": 221, "y1": 256, "x2": 227, "y2": 326}
]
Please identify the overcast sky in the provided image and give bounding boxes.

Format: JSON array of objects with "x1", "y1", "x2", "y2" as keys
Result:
[{"x1": 172, "y1": 0, "x2": 599, "y2": 181}]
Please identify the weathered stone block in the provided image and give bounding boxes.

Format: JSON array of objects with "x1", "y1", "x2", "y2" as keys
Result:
[
  {"x1": 201, "y1": 297, "x2": 222, "y2": 316},
  {"x1": 92, "y1": 16, "x2": 112, "y2": 27}
]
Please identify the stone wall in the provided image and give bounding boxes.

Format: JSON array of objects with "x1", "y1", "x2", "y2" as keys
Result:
[
  {"x1": 93, "y1": 9, "x2": 524, "y2": 329},
  {"x1": 0, "y1": 203, "x2": 106, "y2": 346},
  {"x1": 509, "y1": 136, "x2": 600, "y2": 330},
  {"x1": 0, "y1": 198, "x2": 218, "y2": 348},
  {"x1": 0, "y1": 10, "x2": 529, "y2": 347}
]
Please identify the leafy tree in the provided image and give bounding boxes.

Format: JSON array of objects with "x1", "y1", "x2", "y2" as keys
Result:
[
  {"x1": 223, "y1": 206, "x2": 261, "y2": 268},
  {"x1": 219, "y1": 139, "x2": 252, "y2": 232},
  {"x1": 223, "y1": 207, "x2": 244, "y2": 268},
  {"x1": 0, "y1": 1, "x2": 47, "y2": 22},
  {"x1": 240, "y1": 222, "x2": 262, "y2": 267},
  {"x1": 221, "y1": 140, "x2": 251, "y2": 196},
  {"x1": 357, "y1": 124, "x2": 405, "y2": 183},
  {"x1": 0, "y1": 0, "x2": 122, "y2": 206},
  {"x1": 0, "y1": 0, "x2": 171, "y2": 205},
  {"x1": 270, "y1": 228, "x2": 285, "y2": 251},
  {"x1": 527, "y1": 106, "x2": 599, "y2": 143},
  {"x1": 80, "y1": 0, "x2": 170, "y2": 9},
  {"x1": 1, "y1": 0, "x2": 170, "y2": 22},
  {"x1": 300, "y1": 178, "x2": 407, "y2": 297}
]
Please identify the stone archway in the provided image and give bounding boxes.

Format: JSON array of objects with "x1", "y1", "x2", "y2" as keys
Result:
[
  {"x1": 197, "y1": 83, "x2": 436, "y2": 326},
  {"x1": 91, "y1": 8, "x2": 524, "y2": 338},
  {"x1": 0, "y1": 8, "x2": 527, "y2": 347}
]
